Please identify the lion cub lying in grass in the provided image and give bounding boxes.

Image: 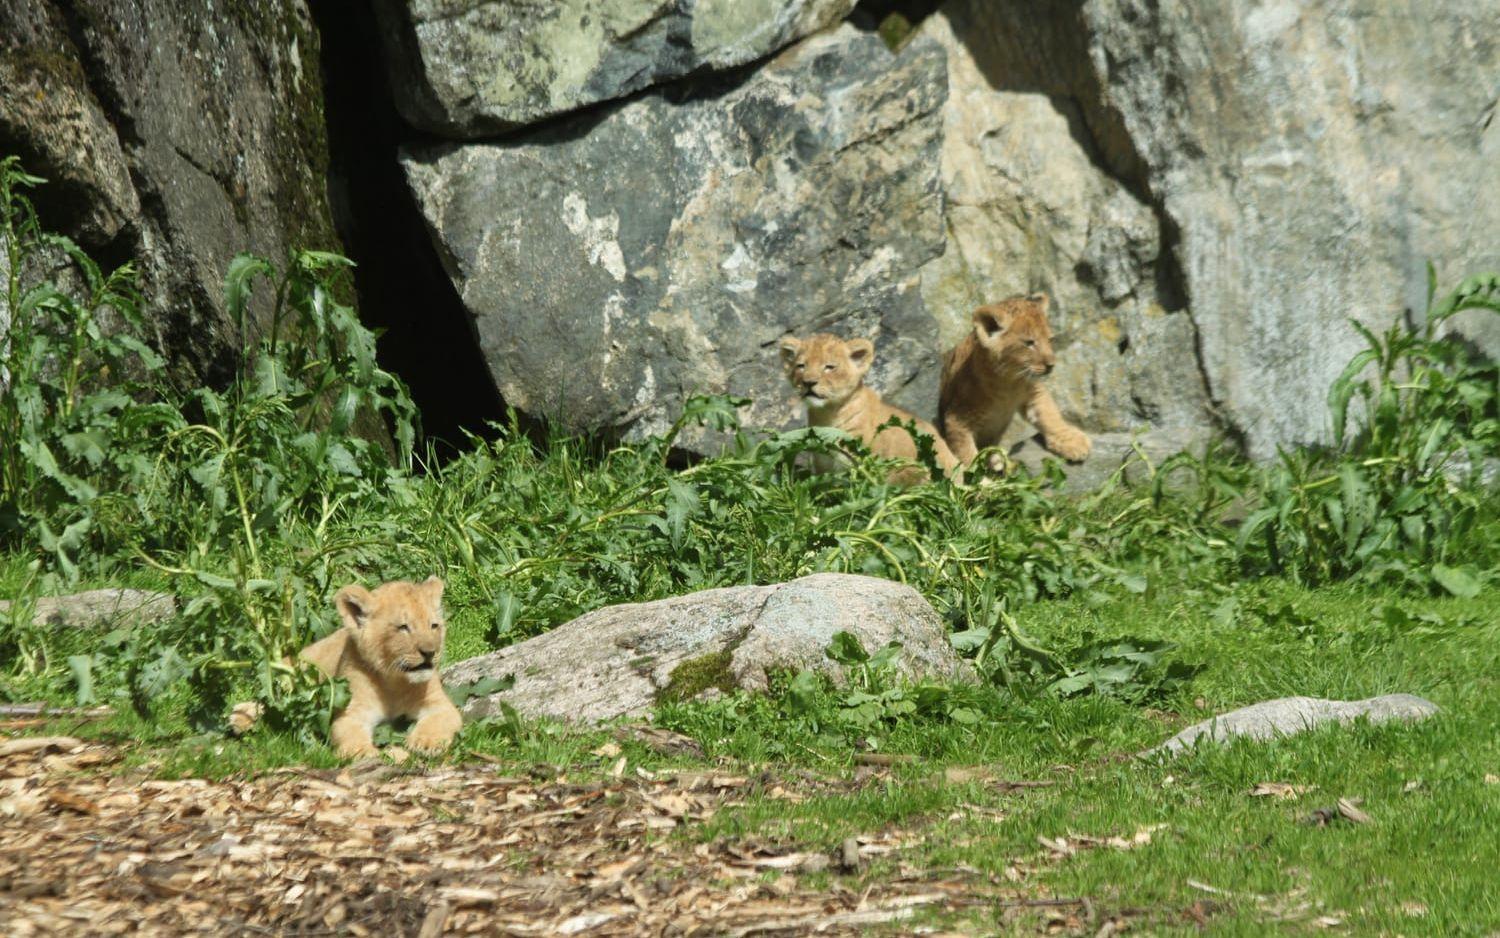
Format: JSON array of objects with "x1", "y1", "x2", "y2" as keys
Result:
[
  {"x1": 229, "y1": 578, "x2": 461, "y2": 758},
  {"x1": 779, "y1": 332, "x2": 960, "y2": 485},
  {"x1": 939, "y1": 293, "x2": 1091, "y2": 467},
  {"x1": 299, "y1": 577, "x2": 462, "y2": 759}
]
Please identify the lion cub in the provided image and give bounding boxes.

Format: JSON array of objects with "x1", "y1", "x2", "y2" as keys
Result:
[
  {"x1": 779, "y1": 333, "x2": 959, "y2": 485},
  {"x1": 299, "y1": 577, "x2": 463, "y2": 759},
  {"x1": 939, "y1": 293, "x2": 1091, "y2": 466}
]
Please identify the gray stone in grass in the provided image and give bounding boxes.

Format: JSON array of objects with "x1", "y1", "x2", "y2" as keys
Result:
[
  {"x1": 0, "y1": 588, "x2": 176, "y2": 630},
  {"x1": 444, "y1": 573, "x2": 972, "y2": 724},
  {"x1": 1144, "y1": 694, "x2": 1440, "y2": 758}
]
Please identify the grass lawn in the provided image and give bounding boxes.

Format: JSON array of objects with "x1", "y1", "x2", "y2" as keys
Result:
[{"x1": 676, "y1": 582, "x2": 1500, "y2": 935}]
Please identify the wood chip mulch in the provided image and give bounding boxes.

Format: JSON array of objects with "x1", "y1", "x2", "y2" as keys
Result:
[{"x1": 0, "y1": 738, "x2": 1005, "y2": 936}]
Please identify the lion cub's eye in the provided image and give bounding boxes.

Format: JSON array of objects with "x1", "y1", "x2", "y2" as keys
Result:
[
  {"x1": 824, "y1": 363, "x2": 835, "y2": 372},
  {"x1": 431, "y1": 622, "x2": 441, "y2": 631},
  {"x1": 1024, "y1": 339, "x2": 1036, "y2": 348},
  {"x1": 794, "y1": 362, "x2": 805, "y2": 371},
  {"x1": 396, "y1": 623, "x2": 411, "y2": 634}
]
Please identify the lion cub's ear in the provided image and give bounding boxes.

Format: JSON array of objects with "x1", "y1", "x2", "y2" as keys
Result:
[
  {"x1": 335, "y1": 584, "x2": 374, "y2": 630},
  {"x1": 846, "y1": 338, "x2": 874, "y2": 374},
  {"x1": 778, "y1": 336, "x2": 802, "y2": 368},
  {"x1": 1026, "y1": 292, "x2": 1051, "y2": 311},
  {"x1": 420, "y1": 576, "x2": 445, "y2": 602},
  {"x1": 973, "y1": 305, "x2": 1012, "y2": 339}
]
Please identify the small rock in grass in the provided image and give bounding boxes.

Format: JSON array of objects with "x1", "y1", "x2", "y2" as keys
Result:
[
  {"x1": 1143, "y1": 694, "x2": 1439, "y2": 758},
  {"x1": 0, "y1": 589, "x2": 175, "y2": 630}
]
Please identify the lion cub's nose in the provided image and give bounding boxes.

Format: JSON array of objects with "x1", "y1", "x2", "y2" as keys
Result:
[{"x1": 419, "y1": 649, "x2": 436, "y2": 665}]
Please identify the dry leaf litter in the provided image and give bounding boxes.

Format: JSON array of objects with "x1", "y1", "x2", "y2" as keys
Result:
[{"x1": 0, "y1": 738, "x2": 1020, "y2": 936}]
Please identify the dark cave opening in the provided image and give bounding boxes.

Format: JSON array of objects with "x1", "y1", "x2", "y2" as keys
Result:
[{"x1": 310, "y1": 1, "x2": 506, "y2": 451}]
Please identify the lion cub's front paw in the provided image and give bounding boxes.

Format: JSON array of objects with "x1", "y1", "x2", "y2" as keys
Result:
[
  {"x1": 1046, "y1": 427, "x2": 1092, "y2": 462},
  {"x1": 404, "y1": 723, "x2": 456, "y2": 754},
  {"x1": 336, "y1": 742, "x2": 380, "y2": 760}
]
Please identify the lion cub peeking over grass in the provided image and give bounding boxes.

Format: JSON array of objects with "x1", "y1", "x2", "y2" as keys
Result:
[
  {"x1": 299, "y1": 577, "x2": 462, "y2": 759},
  {"x1": 939, "y1": 293, "x2": 1091, "y2": 467},
  {"x1": 779, "y1": 332, "x2": 959, "y2": 485}
]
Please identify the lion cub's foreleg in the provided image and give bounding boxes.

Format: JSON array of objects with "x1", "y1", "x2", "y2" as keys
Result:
[
  {"x1": 939, "y1": 415, "x2": 982, "y2": 467},
  {"x1": 329, "y1": 683, "x2": 381, "y2": 759},
  {"x1": 1025, "y1": 383, "x2": 1091, "y2": 462}
]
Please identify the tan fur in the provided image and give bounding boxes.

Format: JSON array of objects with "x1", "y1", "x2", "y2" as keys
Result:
[
  {"x1": 779, "y1": 333, "x2": 960, "y2": 485},
  {"x1": 298, "y1": 577, "x2": 462, "y2": 759},
  {"x1": 939, "y1": 294, "x2": 1091, "y2": 466}
]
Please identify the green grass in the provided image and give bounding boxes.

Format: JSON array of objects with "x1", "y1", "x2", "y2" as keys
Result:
[{"x1": 671, "y1": 581, "x2": 1500, "y2": 934}]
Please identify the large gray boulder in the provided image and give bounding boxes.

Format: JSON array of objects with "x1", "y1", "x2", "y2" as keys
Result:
[
  {"x1": 0, "y1": 0, "x2": 343, "y2": 382},
  {"x1": 1080, "y1": 0, "x2": 1500, "y2": 458},
  {"x1": 444, "y1": 573, "x2": 972, "y2": 724},
  {"x1": 404, "y1": 25, "x2": 949, "y2": 444},
  {"x1": 374, "y1": 0, "x2": 856, "y2": 137}
]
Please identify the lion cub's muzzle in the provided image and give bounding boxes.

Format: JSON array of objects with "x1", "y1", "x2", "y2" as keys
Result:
[{"x1": 397, "y1": 649, "x2": 438, "y2": 681}]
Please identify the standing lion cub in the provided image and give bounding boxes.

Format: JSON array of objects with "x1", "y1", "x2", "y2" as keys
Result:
[
  {"x1": 299, "y1": 577, "x2": 463, "y2": 759},
  {"x1": 779, "y1": 333, "x2": 960, "y2": 485},
  {"x1": 939, "y1": 293, "x2": 1091, "y2": 466}
]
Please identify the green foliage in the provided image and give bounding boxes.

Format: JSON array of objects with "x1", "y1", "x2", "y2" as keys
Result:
[
  {"x1": 1048, "y1": 636, "x2": 1199, "y2": 703},
  {"x1": 0, "y1": 156, "x2": 157, "y2": 574},
  {"x1": 0, "y1": 158, "x2": 415, "y2": 740},
  {"x1": 1236, "y1": 270, "x2": 1500, "y2": 588}
]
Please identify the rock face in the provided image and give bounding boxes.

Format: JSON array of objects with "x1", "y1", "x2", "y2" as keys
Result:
[
  {"x1": 444, "y1": 573, "x2": 972, "y2": 724},
  {"x1": 0, "y1": 4, "x2": 138, "y2": 246},
  {"x1": 10, "y1": 0, "x2": 1497, "y2": 469},
  {"x1": 918, "y1": 0, "x2": 1500, "y2": 460},
  {"x1": 404, "y1": 25, "x2": 949, "y2": 444},
  {"x1": 1080, "y1": 0, "x2": 1500, "y2": 457},
  {"x1": 375, "y1": 0, "x2": 856, "y2": 137},
  {"x1": 0, "y1": 0, "x2": 343, "y2": 381},
  {"x1": 1145, "y1": 694, "x2": 1441, "y2": 758},
  {"x1": 919, "y1": 3, "x2": 1210, "y2": 446},
  {"x1": 397, "y1": 1, "x2": 1499, "y2": 464}
]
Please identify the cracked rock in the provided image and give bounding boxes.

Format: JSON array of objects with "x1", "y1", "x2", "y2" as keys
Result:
[
  {"x1": 403, "y1": 25, "x2": 949, "y2": 447},
  {"x1": 374, "y1": 0, "x2": 856, "y2": 136}
]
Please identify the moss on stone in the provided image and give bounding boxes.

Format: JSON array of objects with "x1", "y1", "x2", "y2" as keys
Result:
[
  {"x1": 877, "y1": 12, "x2": 915, "y2": 51},
  {"x1": 658, "y1": 651, "x2": 737, "y2": 704},
  {"x1": 225, "y1": 0, "x2": 342, "y2": 262},
  {"x1": 0, "y1": 46, "x2": 89, "y2": 90}
]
